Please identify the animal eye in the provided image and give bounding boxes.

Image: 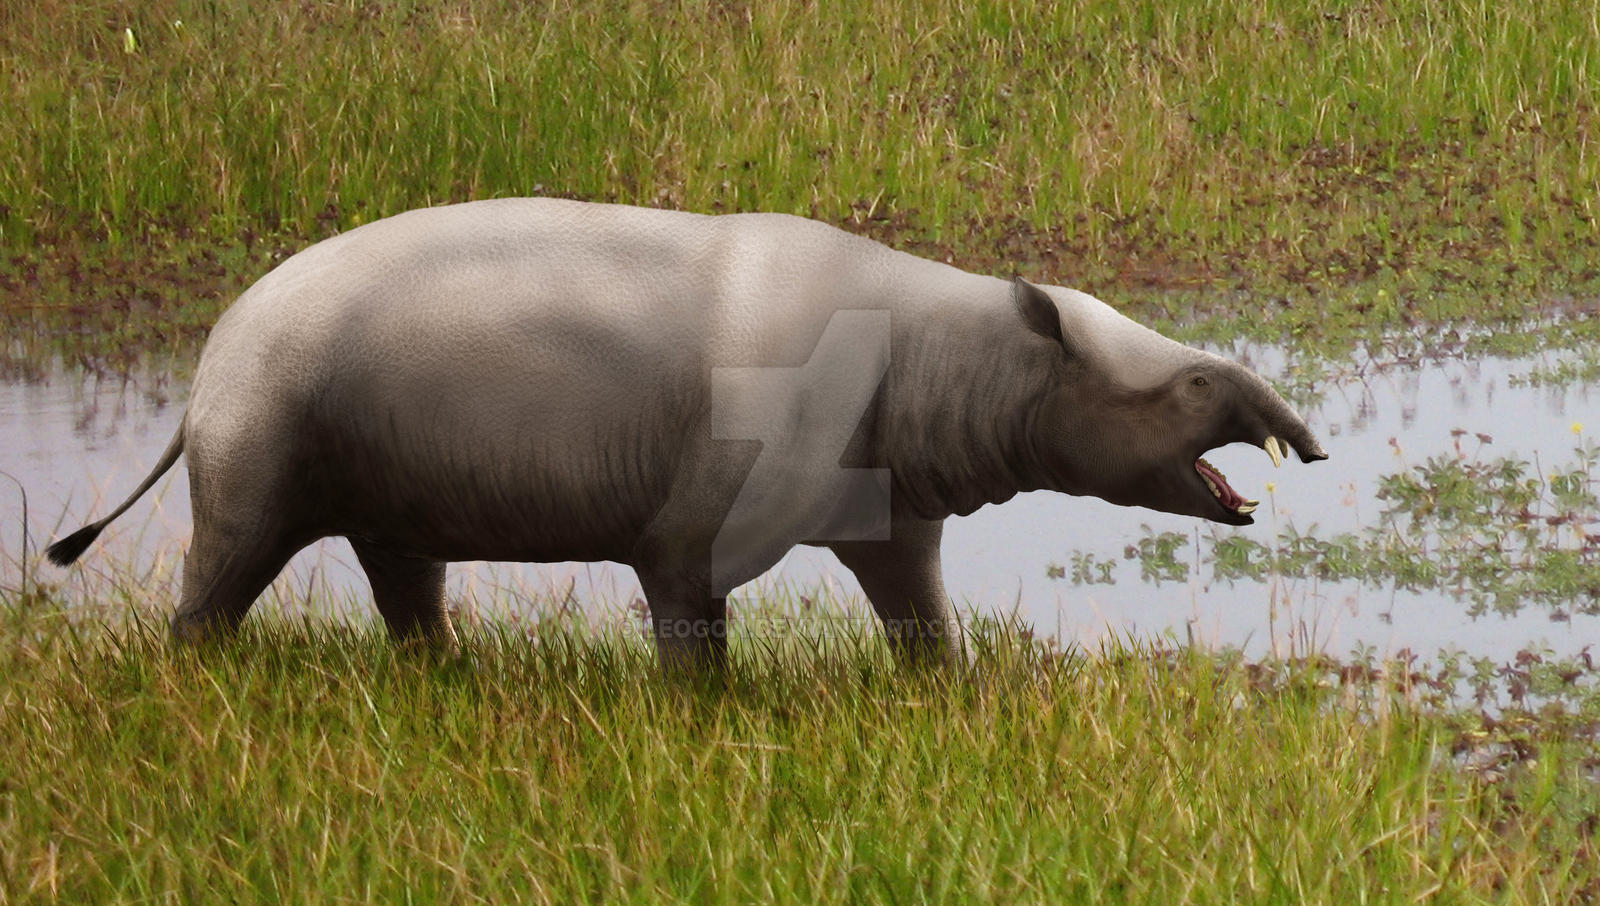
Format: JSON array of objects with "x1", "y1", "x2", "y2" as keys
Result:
[{"x1": 1191, "y1": 376, "x2": 1208, "y2": 387}]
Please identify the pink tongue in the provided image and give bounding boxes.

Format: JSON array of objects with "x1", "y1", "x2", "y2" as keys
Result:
[{"x1": 1195, "y1": 460, "x2": 1244, "y2": 509}]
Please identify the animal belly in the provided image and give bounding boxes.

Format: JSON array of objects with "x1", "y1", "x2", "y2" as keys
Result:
[
  {"x1": 333, "y1": 460, "x2": 655, "y2": 564},
  {"x1": 308, "y1": 403, "x2": 673, "y2": 565}
]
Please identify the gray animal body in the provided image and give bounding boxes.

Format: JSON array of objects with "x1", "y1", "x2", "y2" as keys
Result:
[{"x1": 48, "y1": 198, "x2": 1327, "y2": 668}]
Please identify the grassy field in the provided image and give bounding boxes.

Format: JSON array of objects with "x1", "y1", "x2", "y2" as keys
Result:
[
  {"x1": 2, "y1": 598, "x2": 1598, "y2": 904},
  {"x1": 4, "y1": 0, "x2": 1600, "y2": 369}
]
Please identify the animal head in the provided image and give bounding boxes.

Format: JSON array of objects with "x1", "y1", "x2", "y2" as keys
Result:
[{"x1": 1013, "y1": 278, "x2": 1327, "y2": 525}]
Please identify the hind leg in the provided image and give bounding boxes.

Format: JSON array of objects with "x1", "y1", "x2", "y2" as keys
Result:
[
  {"x1": 170, "y1": 513, "x2": 301, "y2": 643},
  {"x1": 350, "y1": 540, "x2": 459, "y2": 652}
]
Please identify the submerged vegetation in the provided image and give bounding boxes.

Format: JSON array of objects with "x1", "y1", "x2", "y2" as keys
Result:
[
  {"x1": 0, "y1": 603, "x2": 1598, "y2": 903},
  {"x1": 3, "y1": 0, "x2": 1600, "y2": 369},
  {"x1": 1054, "y1": 428, "x2": 1600, "y2": 721},
  {"x1": 1059, "y1": 435, "x2": 1600, "y2": 620},
  {"x1": 1221, "y1": 440, "x2": 1600, "y2": 617}
]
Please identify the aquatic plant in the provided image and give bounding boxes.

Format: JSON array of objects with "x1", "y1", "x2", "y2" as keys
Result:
[{"x1": 1057, "y1": 438, "x2": 1600, "y2": 619}]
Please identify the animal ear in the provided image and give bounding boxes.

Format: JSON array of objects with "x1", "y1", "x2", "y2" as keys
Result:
[{"x1": 1012, "y1": 277, "x2": 1067, "y2": 349}]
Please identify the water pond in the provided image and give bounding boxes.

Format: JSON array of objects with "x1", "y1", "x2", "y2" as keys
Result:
[{"x1": 3, "y1": 341, "x2": 1596, "y2": 664}]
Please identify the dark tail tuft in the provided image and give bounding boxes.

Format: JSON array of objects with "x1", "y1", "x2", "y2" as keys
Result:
[{"x1": 45, "y1": 523, "x2": 104, "y2": 566}]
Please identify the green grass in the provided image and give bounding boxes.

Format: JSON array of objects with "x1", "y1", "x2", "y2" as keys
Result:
[
  {"x1": 4, "y1": 0, "x2": 1600, "y2": 371},
  {"x1": 1, "y1": 586, "x2": 1598, "y2": 903},
  {"x1": 7, "y1": 0, "x2": 1596, "y2": 252}
]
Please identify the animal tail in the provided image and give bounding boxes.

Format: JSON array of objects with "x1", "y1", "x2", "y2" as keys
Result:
[{"x1": 45, "y1": 423, "x2": 186, "y2": 566}]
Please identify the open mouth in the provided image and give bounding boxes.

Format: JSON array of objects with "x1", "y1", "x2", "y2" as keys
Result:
[
  {"x1": 1194, "y1": 436, "x2": 1290, "y2": 517},
  {"x1": 1195, "y1": 457, "x2": 1257, "y2": 515}
]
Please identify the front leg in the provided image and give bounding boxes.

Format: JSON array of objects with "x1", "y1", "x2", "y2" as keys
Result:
[
  {"x1": 633, "y1": 537, "x2": 731, "y2": 676},
  {"x1": 829, "y1": 517, "x2": 967, "y2": 668}
]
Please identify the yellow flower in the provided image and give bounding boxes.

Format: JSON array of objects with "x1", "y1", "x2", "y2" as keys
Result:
[
  {"x1": 1265, "y1": 481, "x2": 1277, "y2": 494},
  {"x1": 1573, "y1": 422, "x2": 1585, "y2": 435}
]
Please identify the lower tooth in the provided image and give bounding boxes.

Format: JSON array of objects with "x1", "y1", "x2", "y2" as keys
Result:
[{"x1": 1236, "y1": 504, "x2": 1257, "y2": 514}]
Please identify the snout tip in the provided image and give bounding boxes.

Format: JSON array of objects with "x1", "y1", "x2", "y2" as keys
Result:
[{"x1": 1298, "y1": 445, "x2": 1329, "y2": 463}]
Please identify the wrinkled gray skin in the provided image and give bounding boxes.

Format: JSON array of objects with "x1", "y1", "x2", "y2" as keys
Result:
[{"x1": 47, "y1": 198, "x2": 1327, "y2": 671}]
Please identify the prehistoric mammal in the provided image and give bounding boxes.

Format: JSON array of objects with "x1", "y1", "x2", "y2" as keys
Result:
[{"x1": 47, "y1": 198, "x2": 1327, "y2": 669}]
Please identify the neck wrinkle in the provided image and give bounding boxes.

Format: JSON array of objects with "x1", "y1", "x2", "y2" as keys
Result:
[{"x1": 881, "y1": 303, "x2": 1057, "y2": 520}]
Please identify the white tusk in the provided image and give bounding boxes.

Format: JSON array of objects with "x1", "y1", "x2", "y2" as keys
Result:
[
  {"x1": 1264, "y1": 436, "x2": 1284, "y2": 469},
  {"x1": 1236, "y1": 503, "x2": 1258, "y2": 514}
]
